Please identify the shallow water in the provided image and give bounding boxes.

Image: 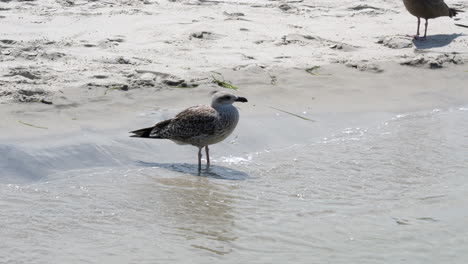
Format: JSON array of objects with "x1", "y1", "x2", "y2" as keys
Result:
[{"x1": 1, "y1": 107, "x2": 468, "y2": 263}]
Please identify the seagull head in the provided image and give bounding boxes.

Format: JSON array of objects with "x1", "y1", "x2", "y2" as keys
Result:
[{"x1": 211, "y1": 91, "x2": 248, "y2": 107}]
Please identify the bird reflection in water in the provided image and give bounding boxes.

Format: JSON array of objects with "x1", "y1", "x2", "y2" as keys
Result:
[{"x1": 136, "y1": 161, "x2": 249, "y2": 255}]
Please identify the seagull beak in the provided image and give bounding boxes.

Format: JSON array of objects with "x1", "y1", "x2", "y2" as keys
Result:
[{"x1": 235, "y1": 97, "x2": 248, "y2": 103}]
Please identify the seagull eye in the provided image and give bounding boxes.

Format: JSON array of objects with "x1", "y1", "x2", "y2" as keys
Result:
[{"x1": 220, "y1": 96, "x2": 231, "y2": 101}]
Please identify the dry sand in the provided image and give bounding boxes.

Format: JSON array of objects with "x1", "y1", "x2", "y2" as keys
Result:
[{"x1": 0, "y1": 0, "x2": 467, "y2": 141}]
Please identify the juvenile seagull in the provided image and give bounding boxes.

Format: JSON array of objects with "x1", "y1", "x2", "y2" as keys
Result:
[
  {"x1": 403, "y1": 0, "x2": 463, "y2": 39},
  {"x1": 130, "y1": 91, "x2": 248, "y2": 170}
]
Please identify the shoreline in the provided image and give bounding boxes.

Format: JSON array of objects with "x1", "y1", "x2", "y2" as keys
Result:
[
  {"x1": 1, "y1": 62, "x2": 468, "y2": 139},
  {"x1": 1, "y1": 0, "x2": 468, "y2": 166}
]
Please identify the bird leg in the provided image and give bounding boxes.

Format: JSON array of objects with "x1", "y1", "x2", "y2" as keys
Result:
[
  {"x1": 205, "y1": 145, "x2": 210, "y2": 167},
  {"x1": 423, "y1": 19, "x2": 428, "y2": 39},
  {"x1": 416, "y1": 17, "x2": 420, "y2": 37},
  {"x1": 408, "y1": 17, "x2": 421, "y2": 39},
  {"x1": 198, "y1": 147, "x2": 202, "y2": 171}
]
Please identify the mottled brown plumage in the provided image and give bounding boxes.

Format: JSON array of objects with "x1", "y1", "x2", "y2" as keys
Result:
[
  {"x1": 403, "y1": 0, "x2": 463, "y2": 38},
  {"x1": 130, "y1": 91, "x2": 248, "y2": 171}
]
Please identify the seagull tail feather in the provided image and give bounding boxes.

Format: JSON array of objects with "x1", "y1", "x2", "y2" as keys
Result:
[
  {"x1": 129, "y1": 119, "x2": 172, "y2": 138},
  {"x1": 129, "y1": 126, "x2": 155, "y2": 138}
]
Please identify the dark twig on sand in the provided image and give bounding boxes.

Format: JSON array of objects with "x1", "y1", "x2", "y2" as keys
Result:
[
  {"x1": 269, "y1": 107, "x2": 315, "y2": 122},
  {"x1": 268, "y1": 73, "x2": 277, "y2": 85},
  {"x1": 18, "y1": 120, "x2": 48, "y2": 129}
]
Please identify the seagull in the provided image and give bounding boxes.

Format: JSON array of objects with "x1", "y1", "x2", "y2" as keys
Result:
[
  {"x1": 130, "y1": 91, "x2": 248, "y2": 171},
  {"x1": 403, "y1": 0, "x2": 463, "y2": 39}
]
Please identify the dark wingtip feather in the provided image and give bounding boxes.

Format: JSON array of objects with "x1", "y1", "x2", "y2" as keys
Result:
[
  {"x1": 449, "y1": 8, "x2": 463, "y2": 18},
  {"x1": 129, "y1": 127, "x2": 153, "y2": 138},
  {"x1": 130, "y1": 119, "x2": 171, "y2": 138}
]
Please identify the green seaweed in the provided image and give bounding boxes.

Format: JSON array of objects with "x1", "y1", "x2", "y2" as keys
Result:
[
  {"x1": 269, "y1": 107, "x2": 315, "y2": 122},
  {"x1": 104, "y1": 86, "x2": 122, "y2": 95},
  {"x1": 306, "y1": 66, "x2": 320, "y2": 75},
  {"x1": 18, "y1": 120, "x2": 48, "y2": 129},
  {"x1": 211, "y1": 73, "x2": 238, "y2": 90},
  {"x1": 305, "y1": 66, "x2": 331, "y2": 76},
  {"x1": 103, "y1": 84, "x2": 129, "y2": 95}
]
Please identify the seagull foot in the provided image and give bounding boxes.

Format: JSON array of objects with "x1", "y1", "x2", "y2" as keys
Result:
[
  {"x1": 415, "y1": 36, "x2": 426, "y2": 41},
  {"x1": 407, "y1": 35, "x2": 426, "y2": 41}
]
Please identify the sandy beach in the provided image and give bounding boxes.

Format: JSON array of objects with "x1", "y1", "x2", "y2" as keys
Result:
[
  {"x1": 1, "y1": 0, "x2": 468, "y2": 263},
  {"x1": 1, "y1": 0, "x2": 467, "y2": 137}
]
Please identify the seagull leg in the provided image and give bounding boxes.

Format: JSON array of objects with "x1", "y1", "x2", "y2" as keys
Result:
[
  {"x1": 205, "y1": 145, "x2": 210, "y2": 167},
  {"x1": 416, "y1": 17, "x2": 420, "y2": 37},
  {"x1": 198, "y1": 147, "x2": 202, "y2": 171},
  {"x1": 423, "y1": 19, "x2": 428, "y2": 39},
  {"x1": 408, "y1": 17, "x2": 421, "y2": 39}
]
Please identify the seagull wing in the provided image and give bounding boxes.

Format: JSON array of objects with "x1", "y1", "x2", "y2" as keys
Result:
[
  {"x1": 150, "y1": 106, "x2": 218, "y2": 139},
  {"x1": 423, "y1": 0, "x2": 452, "y2": 17}
]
